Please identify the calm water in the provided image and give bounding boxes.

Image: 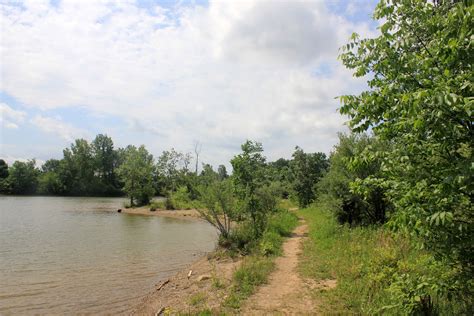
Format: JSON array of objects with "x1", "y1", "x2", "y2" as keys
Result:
[{"x1": 0, "y1": 196, "x2": 217, "y2": 314}]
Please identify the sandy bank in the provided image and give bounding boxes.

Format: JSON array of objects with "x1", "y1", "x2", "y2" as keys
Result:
[
  {"x1": 120, "y1": 206, "x2": 202, "y2": 221},
  {"x1": 131, "y1": 253, "x2": 242, "y2": 315}
]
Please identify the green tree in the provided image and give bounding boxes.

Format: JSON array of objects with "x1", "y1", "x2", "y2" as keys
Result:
[
  {"x1": 197, "y1": 179, "x2": 236, "y2": 240},
  {"x1": 117, "y1": 145, "x2": 155, "y2": 206},
  {"x1": 217, "y1": 164, "x2": 228, "y2": 181},
  {"x1": 38, "y1": 171, "x2": 64, "y2": 195},
  {"x1": 92, "y1": 134, "x2": 120, "y2": 194},
  {"x1": 41, "y1": 159, "x2": 61, "y2": 173},
  {"x1": 290, "y1": 147, "x2": 328, "y2": 207},
  {"x1": 317, "y1": 133, "x2": 390, "y2": 225},
  {"x1": 0, "y1": 159, "x2": 9, "y2": 193},
  {"x1": 200, "y1": 163, "x2": 218, "y2": 186},
  {"x1": 339, "y1": 0, "x2": 473, "y2": 307},
  {"x1": 231, "y1": 140, "x2": 267, "y2": 237},
  {"x1": 0, "y1": 159, "x2": 9, "y2": 179},
  {"x1": 70, "y1": 139, "x2": 95, "y2": 194},
  {"x1": 155, "y1": 148, "x2": 185, "y2": 194},
  {"x1": 8, "y1": 160, "x2": 39, "y2": 194}
]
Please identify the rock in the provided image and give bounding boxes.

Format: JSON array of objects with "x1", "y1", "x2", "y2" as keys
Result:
[
  {"x1": 117, "y1": 209, "x2": 122, "y2": 213},
  {"x1": 187, "y1": 270, "x2": 193, "y2": 279},
  {"x1": 197, "y1": 274, "x2": 211, "y2": 282}
]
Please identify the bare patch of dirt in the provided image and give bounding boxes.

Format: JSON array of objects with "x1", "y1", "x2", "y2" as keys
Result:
[
  {"x1": 241, "y1": 221, "x2": 318, "y2": 315},
  {"x1": 122, "y1": 207, "x2": 203, "y2": 221},
  {"x1": 131, "y1": 253, "x2": 242, "y2": 315}
]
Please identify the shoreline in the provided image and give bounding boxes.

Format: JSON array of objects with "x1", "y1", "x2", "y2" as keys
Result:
[
  {"x1": 122, "y1": 207, "x2": 241, "y2": 315},
  {"x1": 131, "y1": 250, "x2": 242, "y2": 315},
  {"x1": 121, "y1": 206, "x2": 240, "y2": 314},
  {"x1": 120, "y1": 206, "x2": 204, "y2": 221}
]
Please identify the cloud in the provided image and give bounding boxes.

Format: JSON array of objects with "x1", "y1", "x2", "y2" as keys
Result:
[
  {"x1": 31, "y1": 115, "x2": 89, "y2": 142},
  {"x1": 0, "y1": 102, "x2": 26, "y2": 129},
  {"x1": 0, "y1": 0, "x2": 376, "y2": 165}
]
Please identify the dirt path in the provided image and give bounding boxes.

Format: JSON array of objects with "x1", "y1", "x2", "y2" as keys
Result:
[{"x1": 241, "y1": 220, "x2": 317, "y2": 315}]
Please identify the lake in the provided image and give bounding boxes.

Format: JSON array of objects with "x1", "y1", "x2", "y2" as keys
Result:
[{"x1": 0, "y1": 196, "x2": 217, "y2": 314}]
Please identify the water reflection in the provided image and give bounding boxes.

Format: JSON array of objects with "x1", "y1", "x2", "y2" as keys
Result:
[{"x1": 0, "y1": 196, "x2": 216, "y2": 314}]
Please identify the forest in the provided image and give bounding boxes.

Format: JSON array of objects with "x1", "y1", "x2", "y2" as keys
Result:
[{"x1": 1, "y1": 0, "x2": 472, "y2": 314}]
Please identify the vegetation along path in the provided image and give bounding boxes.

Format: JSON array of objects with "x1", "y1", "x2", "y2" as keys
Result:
[{"x1": 242, "y1": 218, "x2": 317, "y2": 315}]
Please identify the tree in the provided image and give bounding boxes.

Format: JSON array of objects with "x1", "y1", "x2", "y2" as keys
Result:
[
  {"x1": 41, "y1": 159, "x2": 60, "y2": 173},
  {"x1": 290, "y1": 147, "x2": 328, "y2": 207},
  {"x1": 197, "y1": 179, "x2": 236, "y2": 240},
  {"x1": 317, "y1": 133, "x2": 390, "y2": 225},
  {"x1": 0, "y1": 159, "x2": 9, "y2": 193},
  {"x1": 8, "y1": 160, "x2": 39, "y2": 194},
  {"x1": 217, "y1": 164, "x2": 228, "y2": 181},
  {"x1": 200, "y1": 163, "x2": 218, "y2": 186},
  {"x1": 155, "y1": 148, "x2": 184, "y2": 194},
  {"x1": 38, "y1": 171, "x2": 64, "y2": 195},
  {"x1": 92, "y1": 134, "x2": 115, "y2": 182},
  {"x1": 0, "y1": 159, "x2": 9, "y2": 179},
  {"x1": 117, "y1": 145, "x2": 155, "y2": 206},
  {"x1": 92, "y1": 134, "x2": 121, "y2": 194},
  {"x1": 339, "y1": 0, "x2": 473, "y2": 308},
  {"x1": 231, "y1": 140, "x2": 267, "y2": 237}
]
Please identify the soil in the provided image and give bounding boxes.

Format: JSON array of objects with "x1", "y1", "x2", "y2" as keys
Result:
[
  {"x1": 130, "y1": 212, "x2": 332, "y2": 315},
  {"x1": 121, "y1": 207, "x2": 203, "y2": 221},
  {"x1": 131, "y1": 253, "x2": 242, "y2": 315},
  {"x1": 241, "y1": 220, "x2": 320, "y2": 315}
]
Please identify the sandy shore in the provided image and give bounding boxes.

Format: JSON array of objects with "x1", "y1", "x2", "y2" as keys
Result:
[
  {"x1": 120, "y1": 206, "x2": 203, "y2": 221},
  {"x1": 131, "y1": 253, "x2": 242, "y2": 315},
  {"x1": 120, "y1": 205, "x2": 243, "y2": 314}
]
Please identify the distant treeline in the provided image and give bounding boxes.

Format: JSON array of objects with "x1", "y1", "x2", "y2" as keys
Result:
[{"x1": 0, "y1": 135, "x2": 329, "y2": 207}]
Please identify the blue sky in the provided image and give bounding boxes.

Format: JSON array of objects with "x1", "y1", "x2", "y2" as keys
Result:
[{"x1": 0, "y1": 0, "x2": 379, "y2": 168}]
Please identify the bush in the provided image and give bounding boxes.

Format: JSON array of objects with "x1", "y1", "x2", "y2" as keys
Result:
[
  {"x1": 299, "y1": 204, "x2": 472, "y2": 315},
  {"x1": 259, "y1": 230, "x2": 282, "y2": 256},
  {"x1": 224, "y1": 222, "x2": 257, "y2": 255},
  {"x1": 169, "y1": 186, "x2": 193, "y2": 209}
]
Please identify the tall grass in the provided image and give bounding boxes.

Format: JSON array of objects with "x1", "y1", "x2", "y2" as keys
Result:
[
  {"x1": 299, "y1": 204, "x2": 471, "y2": 314},
  {"x1": 224, "y1": 207, "x2": 299, "y2": 309}
]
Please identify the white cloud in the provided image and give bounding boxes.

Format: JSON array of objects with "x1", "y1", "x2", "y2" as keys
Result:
[
  {"x1": 0, "y1": 102, "x2": 26, "y2": 129},
  {"x1": 0, "y1": 0, "x2": 376, "y2": 165},
  {"x1": 31, "y1": 115, "x2": 89, "y2": 142}
]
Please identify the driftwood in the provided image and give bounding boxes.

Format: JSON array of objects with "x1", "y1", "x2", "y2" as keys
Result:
[
  {"x1": 155, "y1": 279, "x2": 170, "y2": 291},
  {"x1": 187, "y1": 270, "x2": 193, "y2": 279},
  {"x1": 155, "y1": 306, "x2": 166, "y2": 316}
]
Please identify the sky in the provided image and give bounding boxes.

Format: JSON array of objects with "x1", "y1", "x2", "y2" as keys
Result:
[{"x1": 0, "y1": 0, "x2": 379, "y2": 169}]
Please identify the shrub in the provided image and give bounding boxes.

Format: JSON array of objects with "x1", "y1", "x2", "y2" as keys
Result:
[
  {"x1": 259, "y1": 230, "x2": 282, "y2": 256},
  {"x1": 169, "y1": 186, "x2": 193, "y2": 209},
  {"x1": 224, "y1": 222, "x2": 257, "y2": 255}
]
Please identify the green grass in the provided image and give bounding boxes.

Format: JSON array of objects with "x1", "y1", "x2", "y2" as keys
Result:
[
  {"x1": 224, "y1": 256, "x2": 274, "y2": 309},
  {"x1": 223, "y1": 208, "x2": 299, "y2": 309},
  {"x1": 299, "y1": 203, "x2": 471, "y2": 315}
]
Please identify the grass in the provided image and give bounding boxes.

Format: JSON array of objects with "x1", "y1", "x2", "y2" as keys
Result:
[
  {"x1": 299, "y1": 203, "x2": 471, "y2": 315},
  {"x1": 223, "y1": 206, "x2": 299, "y2": 310},
  {"x1": 224, "y1": 256, "x2": 275, "y2": 309}
]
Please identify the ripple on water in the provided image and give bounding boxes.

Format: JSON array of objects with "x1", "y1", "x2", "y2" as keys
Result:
[{"x1": 0, "y1": 196, "x2": 217, "y2": 314}]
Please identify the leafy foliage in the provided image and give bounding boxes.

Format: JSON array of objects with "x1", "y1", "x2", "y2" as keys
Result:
[
  {"x1": 197, "y1": 179, "x2": 236, "y2": 240},
  {"x1": 290, "y1": 147, "x2": 328, "y2": 207},
  {"x1": 231, "y1": 140, "x2": 268, "y2": 237},
  {"x1": 8, "y1": 160, "x2": 39, "y2": 194},
  {"x1": 339, "y1": 0, "x2": 473, "y2": 307},
  {"x1": 317, "y1": 133, "x2": 391, "y2": 225},
  {"x1": 117, "y1": 145, "x2": 155, "y2": 206}
]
